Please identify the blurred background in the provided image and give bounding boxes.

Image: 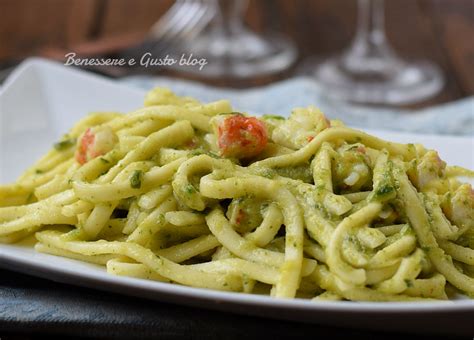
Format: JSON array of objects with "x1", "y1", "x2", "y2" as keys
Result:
[{"x1": 0, "y1": 0, "x2": 473, "y2": 108}]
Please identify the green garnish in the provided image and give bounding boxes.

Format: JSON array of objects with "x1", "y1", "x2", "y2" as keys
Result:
[
  {"x1": 375, "y1": 184, "x2": 394, "y2": 197},
  {"x1": 185, "y1": 184, "x2": 197, "y2": 194},
  {"x1": 262, "y1": 114, "x2": 285, "y2": 120},
  {"x1": 100, "y1": 157, "x2": 110, "y2": 164},
  {"x1": 130, "y1": 170, "x2": 143, "y2": 189},
  {"x1": 35, "y1": 169, "x2": 44, "y2": 174},
  {"x1": 54, "y1": 138, "x2": 76, "y2": 151}
]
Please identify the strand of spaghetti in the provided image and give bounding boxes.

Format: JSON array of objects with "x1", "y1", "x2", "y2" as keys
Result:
[
  {"x1": 245, "y1": 203, "x2": 283, "y2": 247},
  {"x1": 164, "y1": 211, "x2": 206, "y2": 226},
  {"x1": 365, "y1": 262, "x2": 400, "y2": 285},
  {"x1": 326, "y1": 202, "x2": 382, "y2": 285},
  {"x1": 189, "y1": 258, "x2": 279, "y2": 285},
  {"x1": 18, "y1": 149, "x2": 75, "y2": 183},
  {"x1": 72, "y1": 149, "x2": 125, "y2": 182},
  {"x1": 73, "y1": 158, "x2": 185, "y2": 202},
  {"x1": 35, "y1": 242, "x2": 116, "y2": 265},
  {"x1": 108, "y1": 257, "x2": 278, "y2": 285},
  {"x1": 127, "y1": 196, "x2": 177, "y2": 245},
  {"x1": 0, "y1": 207, "x2": 77, "y2": 236},
  {"x1": 155, "y1": 235, "x2": 220, "y2": 263},
  {"x1": 341, "y1": 236, "x2": 369, "y2": 268},
  {"x1": 312, "y1": 143, "x2": 333, "y2": 191},
  {"x1": 367, "y1": 234, "x2": 417, "y2": 269},
  {"x1": 357, "y1": 227, "x2": 386, "y2": 249},
  {"x1": 424, "y1": 193, "x2": 458, "y2": 240},
  {"x1": 187, "y1": 99, "x2": 232, "y2": 117},
  {"x1": 15, "y1": 157, "x2": 75, "y2": 191},
  {"x1": 337, "y1": 286, "x2": 433, "y2": 302},
  {"x1": 403, "y1": 274, "x2": 448, "y2": 299},
  {"x1": 106, "y1": 259, "x2": 170, "y2": 282},
  {"x1": 310, "y1": 265, "x2": 429, "y2": 301},
  {"x1": 35, "y1": 230, "x2": 242, "y2": 291},
  {"x1": 375, "y1": 249, "x2": 424, "y2": 294},
  {"x1": 296, "y1": 193, "x2": 334, "y2": 247},
  {"x1": 61, "y1": 200, "x2": 94, "y2": 217},
  {"x1": 0, "y1": 189, "x2": 76, "y2": 221},
  {"x1": 116, "y1": 118, "x2": 171, "y2": 137},
  {"x1": 69, "y1": 112, "x2": 123, "y2": 137},
  {"x1": 250, "y1": 127, "x2": 414, "y2": 169},
  {"x1": 137, "y1": 184, "x2": 172, "y2": 210},
  {"x1": 0, "y1": 190, "x2": 77, "y2": 234},
  {"x1": 343, "y1": 191, "x2": 371, "y2": 203},
  {"x1": 303, "y1": 239, "x2": 326, "y2": 263},
  {"x1": 438, "y1": 240, "x2": 474, "y2": 265},
  {"x1": 0, "y1": 186, "x2": 31, "y2": 207},
  {"x1": 376, "y1": 224, "x2": 408, "y2": 236},
  {"x1": 445, "y1": 166, "x2": 474, "y2": 177},
  {"x1": 34, "y1": 175, "x2": 68, "y2": 201},
  {"x1": 83, "y1": 202, "x2": 117, "y2": 238},
  {"x1": 0, "y1": 225, "x2": 42, "y2": 244},
  {"x1": 312, "y1": 143, "x2": 352, "y2": 215},
  {"x1": 160, "y1": 223, "x2": 210, "y2": 238},
  {"x1": 173, "y1": 155, "x2": 233, "y2": 211},
  {"x1": 396, "y1": 168, "x2": 474, "y2": 295},
  {"x1": 107, "y1": 105, "x2": 211, "y2": 132},
  {"x1": 122, "y1": 200, "x2": 141, "y2": 235}
]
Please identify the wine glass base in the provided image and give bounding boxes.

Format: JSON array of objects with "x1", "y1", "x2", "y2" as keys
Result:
[
  {"x1": 314, "y1": 59, "x2": 444, "y2": 105},
  {"x1": 168, "y1": 33, "x2": 297, "y2": 79}
]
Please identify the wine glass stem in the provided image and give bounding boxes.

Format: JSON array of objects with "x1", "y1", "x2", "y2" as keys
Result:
[
  {"x1": 346, "y1": 0, "x2": 396, "y2": 63},
  {"x1": 214, "y1": 0, "x2": 248, "y2": 37}
]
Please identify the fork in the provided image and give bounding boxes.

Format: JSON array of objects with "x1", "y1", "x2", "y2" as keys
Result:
[{"x1": 120, "y1": 0, "x2": 215, "y2": 61}]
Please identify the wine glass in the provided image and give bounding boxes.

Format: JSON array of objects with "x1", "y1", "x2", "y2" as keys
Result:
[
  {"x1": 168, "y1": 0, "x2": 297, "y2": 78},
  {"x1": 314, "y1": 0, "x2": 444, "y2": 105}
]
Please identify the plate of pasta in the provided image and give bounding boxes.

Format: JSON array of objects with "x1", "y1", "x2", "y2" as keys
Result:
[{"x1": 0, "y1": 59, "x2": 473, "y2": 335}]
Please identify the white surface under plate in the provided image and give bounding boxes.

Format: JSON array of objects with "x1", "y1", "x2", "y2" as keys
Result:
[{"x1": 0, "y1": 58, "x2": 473, "y2": 336}]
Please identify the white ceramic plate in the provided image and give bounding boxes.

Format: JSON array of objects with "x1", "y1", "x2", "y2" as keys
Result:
[{"x1": 1, "y1": 58, "x2": 473, "y2": 336}]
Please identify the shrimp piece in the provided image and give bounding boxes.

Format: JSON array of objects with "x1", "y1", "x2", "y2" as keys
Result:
[
  {"x1": 213, "y1": 114, "x2": 268, "y2": 159},
  {"x1": 271, "y1": 106, "x2": 330, "y2": 149},
  {"x1": 408, "y1": 150, "x2": 446, "y2": 192},
  {"x1": 443, "y1": 184, "x2": 474, "y2": 233},
  {"x1": 75, "y1": 126, "x2": 118, "y2": 164}
]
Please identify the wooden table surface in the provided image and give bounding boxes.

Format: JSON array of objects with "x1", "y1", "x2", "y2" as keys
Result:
[{"x1": 0, "y1": 0, "x2": 473, "y2": 109}]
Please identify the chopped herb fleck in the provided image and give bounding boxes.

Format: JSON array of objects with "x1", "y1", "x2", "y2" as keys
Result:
[
  {"x1": 375, "y1": 184, "x2": 394, "y2": 197},
  {"x1": 185, "y1": 184, "x2": 197, "y2": 194},
  {"x1": 100, "y1": 157, "x2": 110, "y2": 164},
  {"x1": 130, "y1": 170, "x2": 143, "y2": 189},
  {"x1": 35, "y1": 169, "x2": 44, "y2": 174},
  {"x1": 54, "y1": 138, "x2": 76, "y2": 151},
  {"x1": 262, "y1": 114, "x2": 285, "y2": 120},
  {"x1": 404, "y1": 279, "x2": 413, "y2": 288}
]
